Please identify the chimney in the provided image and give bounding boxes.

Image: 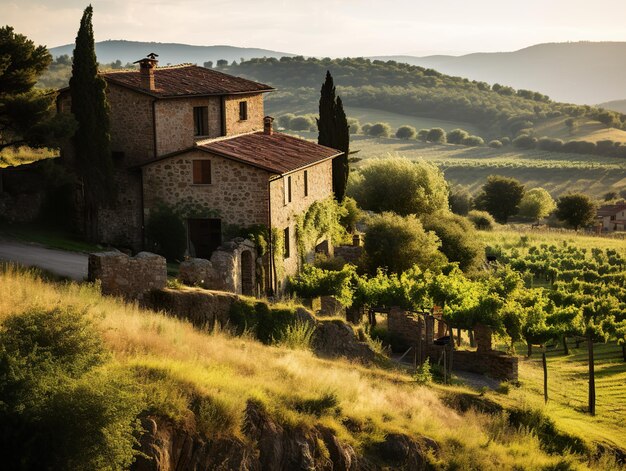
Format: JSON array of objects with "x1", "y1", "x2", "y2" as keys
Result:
[
  {"x1": 264, "y1": 116, "x2": 274, "y2": 135},
  {"x1": 133, "y1": 53, "x2": 159, "y2": 91}
]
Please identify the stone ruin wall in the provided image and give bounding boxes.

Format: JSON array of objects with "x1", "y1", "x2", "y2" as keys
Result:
[
  {"x1": 387, "y1": 308, "x2": 518, "y2": 382},
  {"x1": 88, "y1": 251, "x2": 167, "y2": 300}
]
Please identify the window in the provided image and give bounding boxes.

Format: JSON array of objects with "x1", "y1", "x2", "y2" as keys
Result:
[
  {"x1": 193, "y1": 106, "x2": 209, "y2": 136},
  {"x1": 303, "y1": 170, "x2": 308, "y2": 197},
  {"x1": 283, "y1": 227, "x2": 290, "y2": 259},
  {"x1": 193, "y1": 160, "x2": 211, "y2": 184},
  {"x1": 239, "y1": 101, "x2": 248, "y2": 121},
  {"x1": 284, "y1": 175, "x2": 292, "y2": 204}
]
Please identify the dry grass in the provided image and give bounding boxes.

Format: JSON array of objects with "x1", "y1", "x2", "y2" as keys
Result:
[
  {"x1": 0, "y1": 265, "x2": 612, "y2": 469},
  {"x1": 0, "y1": 146, "x2": 57, "y2": 168}
]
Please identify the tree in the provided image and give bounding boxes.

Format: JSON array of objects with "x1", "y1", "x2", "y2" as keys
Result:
[
  {"x1": 519, "y1": 187, "x2": 556, "y2": 221},
  {"x1": 363, "y1": 212, "x2": 445, "y2": 274},
  {"x1": 216, "y1": 59, "x2": 228, "y2": 67},
  {"x1": 603, "y1": 191, "x2": 618, "y2": 201},
  {"x1": 474, "y1": 175, "x2": 525, "y2": 223},
  {"x1": 396, "y1": 125, "x2": 416, "y2": 140},
  {"x1": 69, "y1": 5, "x2": 115, "y2": 240},
  {"x1": 317, "y1": 71, "x2": 350, "y2": 202},
  {"x1": 0, "y1": 26, "x2": 74, "y2": 151},
  {"x1": 426, "y1": 127, "x2": 446, "y2": 143},
  {"x1": 367, "y1": 122, "x2": 392, "y2": 137},
  {"x1": 467, "y1": 210, "x2": 496, "y2": 230},
  {"x1": 555, "y1": 193, "x2": 597, "y2": 230},
  {"x1": 462, "y1": 135, "x2": 484, "y2": 146},
  {"x1": 348, "y1": 157, "x2": 449, "y2": 217},
  {"x1": 421, "y1": 211, "x2": 485, "y2": 272},
  {"x1": 565, "y1": 117, "x2": 576, "y2": 135},
  {"x1": 449, "y1": 187, "x2": 473, "y2": 216},
  {"x1": 446, "y1": 128, "x2": 469, "y2": 144},
  {"x1": 203, "y1": 60, "x2": 213, "y2": 68}
]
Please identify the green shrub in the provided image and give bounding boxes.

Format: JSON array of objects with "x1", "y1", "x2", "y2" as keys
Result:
[
  {"x1": 347, "y1": 117, "x2": 361, "y2": 134},
  {"x1": 396, "y1": 125, "x2": 417, "y2": 140},
  {"x1": 468, "y1": 210, "x2": 496, "y2": 230},
  {"x1": 488, "y1": 139, "x2": 503, "y2": 148},
  {"x1": 146, "y1": 204, "x2": 187, "y2": 261},
  {"x1": 339, "y1": 196, "x2": 361, "y2": 233},
  {"x1": 417, "y1": 128, "x2": 429, "y2": 142},
  {"x1": 277, "y1": 113, "x2": 295, "y2": 129},
  {"x1": 461, "y1": 135, "x2": 484, "y2": 146},
  {"x1": 446, "y1": 128, "x2": 469, "y2": 144},
  {"x1": 289, "y1": 115, "x2": 315, "y2": 131},
  {"x1": 367, "y1": 122, "x2": 392, "y2": 138},
  {"x1": 228, "y1": 299, "x2": 300, "y2": 344},
  {"x1": 191, "y1": 394, "x2": 238, "y2": 438},
  {"x1": 273, "y1": 320, "x2": 316, "y2": 350},
  {"x1": 413, "y1": 359, "x2": 433, "y2": 385},
  {"x1": 427, "y1": 127, "x2": 446, "y2": 143},
  {"x1": 513, "y1": 134, "x2": 537, "y2": 149},
  {"x1": 292, "y1": 392, "x2": 338, "y2": 417},
  {"x1": 449, "y1": 187, "x2": 473, "y2": 216}
]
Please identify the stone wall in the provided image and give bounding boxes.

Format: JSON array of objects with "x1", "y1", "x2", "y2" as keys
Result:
[
  {"x1": 178, "y1": 238, "x2": 257, "y2": 295},
  {"x1": 453, "y1": 351, "x2": 519, "y2": 382},
  {"x1": 142, "y1": 150, "x2": 270, "y2": 229},
  {"x1": 88, "y1": 251, "x2": 167, "y2": 299},
  {"x1": 154, "y1": 96, "x2": 222, "y2": 156},
  {"x1": 0, "y1": 161, "x2": 48, "y2": 223},
  {"x1": 223, "y1": 93, "x2": 265, "y2": 136},
  {"x1": 334, "y1": 245, "x2": 363, "y2": 264},
  {"x1": 269, "y1": 159, "x2": 334, "y2": 286},
  {"x1": 387, "y1": 307, "x2": 423, "y2": 349}
]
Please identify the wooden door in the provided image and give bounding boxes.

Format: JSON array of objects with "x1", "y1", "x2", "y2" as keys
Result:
[{"x1": 188, "y1": 218, "x2": 222, "y2": 259}]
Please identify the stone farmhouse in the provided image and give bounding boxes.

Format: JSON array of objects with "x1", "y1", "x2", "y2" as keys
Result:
[
  {"x1": 596, "y1": 203, "x2": 626, "y2": 232},
  {"x1": 58, "y1": 55, "x2": 341, "y2": 294}
]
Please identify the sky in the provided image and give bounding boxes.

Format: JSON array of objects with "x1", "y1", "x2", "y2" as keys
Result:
[{"x1": 4, "y1": 0, "x2": 626, "y2": 56}]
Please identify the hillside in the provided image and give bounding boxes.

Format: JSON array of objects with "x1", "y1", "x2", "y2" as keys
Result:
[
  {"x1": 49, "y1": 39, "x2": 294, "y2": 66},
  {"x1": 599, "y1": 99, "x2": 626, "y2": 114},
  {"x1": 1, "y1": 266, "x2": 605, "y2": 470},
  {"x1": 372, "y1": 42, "x2": 626, "y2": 105}
]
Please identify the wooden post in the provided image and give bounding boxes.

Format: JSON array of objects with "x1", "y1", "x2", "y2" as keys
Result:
[
  {"x1": 588, "y1": 333, "x2": 596, "y2": 416},
  {"x1": 457, "y1": 328, "x2": 462, "y2": 346},
  {"x1": 542, "y1": 349, "x2": 548, "y2": 404},
  {"x1": 468, "y1": 329, "x2": 475, "y2": 348},
  {"x1": 562, "y1": 336, "x2": 569, "y2": 355}
]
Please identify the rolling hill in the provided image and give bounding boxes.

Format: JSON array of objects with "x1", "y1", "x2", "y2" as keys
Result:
[
  {"x1": 372, "y1": 42, "x2": 626, "y2": 105},
  {"x1": 49, "y1": 39, "x2": 294, "y2": 66}
]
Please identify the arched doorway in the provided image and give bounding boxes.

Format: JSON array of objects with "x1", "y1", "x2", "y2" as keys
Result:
[{"x1": 241, "y1": 250, "x2": 254, "y2": 296}]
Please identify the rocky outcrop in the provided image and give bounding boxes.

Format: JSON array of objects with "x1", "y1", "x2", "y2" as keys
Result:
[
  {"x1": 312, "y1": 320, "x2": 377, "y2": 363},
  {"x1": 133, "y1": 400, "x2": 439, "y2": 471}
]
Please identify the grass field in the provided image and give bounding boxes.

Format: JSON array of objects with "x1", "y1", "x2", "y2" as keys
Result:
[
  {"x1": 534, "y1": 117, "x2": 626, "y2": 144},
  {"x1": 0, "y1": 146, "x2": 57, "y2": 168},
  {"x1": 2, "y1": 266, "x2": 619, "y2": 469},
  {"x1": 348, "y1": 135, "x2": 626, "y2": 198}
]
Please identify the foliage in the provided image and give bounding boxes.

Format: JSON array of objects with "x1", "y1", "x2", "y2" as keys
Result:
[
  {"x1": 70, "y1": 6, "x2": 115, "y2": 239},
  {"x1": 145, "y1": 204, "x2": 187, "y2": 261},
  {"x1": 488, "y1": 139, "x2": 503, "y2": 148},
  {"x1": 513, "y1": 134, "x2": 537, "y2": 149},
  {"x1": 272, "y1": 320, "x2": 316, "y2": 351},
  {"x1": 295, "y1": 197, "x2": 348, "y2": 265},
  {"x1": 348, "y1": 157, "x2": 449, "y2": 217},
  {"x1": 339, "y1": 196, "x2": 361, "y2": 233},
  {"x1": 228, "y1": 299, "x2": 303, "y2": 344},
  {"x1": 448, "y1": 186, "x2": 473, "y2": 216},
  {"x1": 363, "y1": 212, "x2": 445, "y2": 274},
  {"x1": 0, "y1": 307, "x2": 141, "y2": 470},
  {"x1": 396, "y1": 125, "x2": 417, "y2": 139},
  {"x1": 288, "y1": 264, "x2": 356, "y2": 307},
  {"x1": 413, "y1": 359, "x2": 433, "y2": 385},
  {"x1": 468, "y1": 210, "x2": 497, "y2": 230},
  {"x1": 462, "y1": 135, "x2": 485, "y2": 146},
  {"x1": 426, "y1": 127, "x2": 446, "y2": 143},
  {"x1": 367, "y1": 122, "x2": 392, "y2": 137},
  {"x1": 0, "y1": 26, "x2": 75, "y2": 152},
  {"x1": 555, "y1": 193, "x2": 597, "y2": 230},
  {"x1": 421, "y1": 211, "x2": 485, "y2": 272},
  {"x1": 474, "y1": 175, "x2": 525, "y2": 223},
  {"x1": 317, "y1": 71, "x2": 350, "y2": 202},
  {"x1": 446, "y1": 128, "x2": 469, "y2": 144},
  {"x1": 519, "y1": 187, "x2": 556, "y2": 220}
]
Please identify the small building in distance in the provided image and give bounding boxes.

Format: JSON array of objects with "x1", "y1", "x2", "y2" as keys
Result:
[
  {"x1": 596, "y1": 203, "x2": 626, "y2": 232},
  {"x1": 58, "y1": 55, "x2": 341, "y2": 293}
]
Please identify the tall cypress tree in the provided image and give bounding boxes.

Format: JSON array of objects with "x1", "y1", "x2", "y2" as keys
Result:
[
  {"x1": 69, "y1": 5, "x2": 114, "y2": 240},
  {"x1": 317, "y1": 71, "x2": 349, "y2": 202}
]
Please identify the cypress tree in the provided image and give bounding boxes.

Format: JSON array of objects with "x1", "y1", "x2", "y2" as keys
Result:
[
  {"x1": 317, "y1": 71, "x2": 349, "y2": 202},
  {"x1": 69, "y1": 5, "x2": 114, "y2": 240}
]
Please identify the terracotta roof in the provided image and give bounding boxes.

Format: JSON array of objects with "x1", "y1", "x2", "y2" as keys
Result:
[
  {"x1": 597, "y1": 203, "x2": 626, "y2": 217},
  {"x1": 196, "y1": 132, "x2": 342, "y2": 174},
  {"x1": 100, "y1": 64, "x2": 273, "y2": 97}
]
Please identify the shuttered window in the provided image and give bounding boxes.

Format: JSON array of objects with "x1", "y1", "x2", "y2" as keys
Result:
[
  {"x1": 193, "y1": 106, "x2": 209, "y2": 136},
  {"x1": 193, "y1": 160, "x2": 211, "y2": 184},
  {"x1": 239, "y1": 101, "x2": 248, "y2": 121},
  {"x1": 304, "y1": 170, "x2": 308, "y2": 197}
]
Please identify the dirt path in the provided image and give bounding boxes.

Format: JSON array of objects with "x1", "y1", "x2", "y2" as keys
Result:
[{"x1": 0, "y1": 240, "x2": 89, "y2": 280}]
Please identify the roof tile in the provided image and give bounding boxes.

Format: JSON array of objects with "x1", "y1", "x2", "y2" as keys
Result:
[{"x1": 101, "y1": 64, "x2": 273, "y2": 97}]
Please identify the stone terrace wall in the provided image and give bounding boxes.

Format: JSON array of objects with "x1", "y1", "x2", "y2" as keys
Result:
[
  {"x1": 453, "y1": 351, "x2": 519, "y2": 382},
  {"x1": 88, "y1": 251, "x2": 167, "y2": 300}
]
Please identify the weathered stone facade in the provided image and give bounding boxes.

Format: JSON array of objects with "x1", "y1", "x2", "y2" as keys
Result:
[
  {"x1": 269, "y1": 159, "x2": 334, "y2": 282},
  {"x1": 142, "y1": 150, "x2": 270, "y2": 227},
  {"x1": 154, "y1": 96, "x2": 222, "y2": 156},
  {"x1": 88, "y1": 251, "x2": 167, "y2": 300},
  {"x1": 224, "y1": 94, "x2": 264, "y2": 135}
]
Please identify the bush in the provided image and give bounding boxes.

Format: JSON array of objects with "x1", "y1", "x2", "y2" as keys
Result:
[
  {"x1": 414, "y1": 359, "x2": 433, "y2": 385},
  {"x1": 426, "y1": 127, "x2": 446, "y2": 143},
  {"x1": 446, "y1": 128, "x2": 469, "y2": 144},
  {"x1": 474, "y1": 175, "x2": 525, "y2": 223},
  {"x1": 422, "y1": 212, "x2": 485, "y2": 271},
  {"x1": 462, "y1": 135, "x2": 484, "y2": 146},
  {"x1": 416, "y1": 128, "x2": 429, "y2": 142},
  {"x1": 396, "y1": 125, "x2": 417, "y2": 140},
  {"x1": 603, "y1": 191, "x2": 618, "y2": 201},
  {"x1": 339, "y1": 196, "x2": 361, "y2": 233},
  {"x1": 562, "y1": 140, "x2": 596, "y2": 154},
  {"x1": 364, "y1": 212, "x2": 445, "y2": 273},
  {"x1": 555, "y1": 193, "x2": 597, "y2": 230},
  {"x1": 289, "y1": 115, "x2": 315, "y2": 131},
  {"x1": 348, "y1": 157, "x2": 449, "y2": 216},
  {"x1": 146, "y1": 204, "x2": 187, "y2": 261},
  {"x1": 537, "y1": 137, "x2": 563, "y2": 151},
  {"x1": 449, "y1": 187, "x2": 473, "y2": 216},
  {"x1": 0, "y1": 308, "x2": 142, "y2": 470},
  {"x1": 468, "y1": 210, "x2": 496, "y2": 230},
  {"x1": 277, "y1": 113, "x2": 295, "y2": 130},
  {"x1": 518, "y1": 188, "x2": 556, "y2": 220},
  {"x1": 367, "y1": 122, "x2": 392, "y2": 138},
  {"x1": 512, "y1": 134, "x2": 537, "y2": 149},
  {"x1": 500, "y1": 136, "x2": 511, "y2": 146},
  {"x1": 347, "y1": 117, "x2": 361, "y2": 134},
  {"x1": 488, "y1": 139, "x2": 503, "y2": 148},
  {"x1": 273, "y1": 320, "x2": 316, "y2": 350},
  {"x1": 228, "y1": 299, "x2": 300, "y2": 344},
  {"x1": 361, "y1": 123, "x2": 372, "y2": 135}
]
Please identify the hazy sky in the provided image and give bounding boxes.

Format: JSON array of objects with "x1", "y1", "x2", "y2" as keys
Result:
[{"x1": 4, "y1": 0, "x2": 626, "y2": 56}]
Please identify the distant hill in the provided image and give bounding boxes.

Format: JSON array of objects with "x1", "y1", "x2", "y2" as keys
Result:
[
  {"x1": 371, "y1": 42, "x2": 626, "y2": 105},
  {"x1": 599, "y1": 99, "x2": 626, "y2": 114},
  {"x1": 48, "y1": 39, "x2": 295, "y2": 66}
]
